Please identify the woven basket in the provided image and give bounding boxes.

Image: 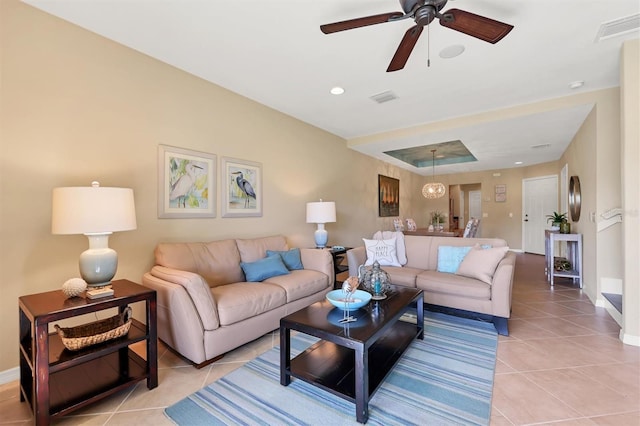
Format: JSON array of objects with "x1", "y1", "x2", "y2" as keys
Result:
[{"x1": 55, "y1": 306, "x2": 132, "y2": 351}]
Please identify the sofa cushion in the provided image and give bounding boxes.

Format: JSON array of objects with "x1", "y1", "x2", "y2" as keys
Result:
[
  {"x1": 416, "y1": 271, "x2": 491, "y2": 299},
  {"x1": 381, "y1": 266, "x2": 421, "y2": 287},
  {"x1": 437, "y1": 246, "x2": 474, "y2": 273},
  {"x1": 456, "y1": 246, "x2": 509, "y2": 284},
  {"x1": 266, "y1": 248, "x2": 304, "y2": 270},
  {"x1": 240, "y1": 255, "x2": 290, "y2": 282},
  {"x1": 236, "y1": 235, "x2": 288, "y2": 263},
  {"x1": 363, "y1": 237, "x2": 401, "y2": 267},
  {"x1": 264, "y1": 269, "x2": 329, "y2": 303},
  {"x1": 155, "y1": 239, "x2": 244, "y2": 287},
  {"x1": 211, "y1": 282, "x2": 286, "y2": 326}
]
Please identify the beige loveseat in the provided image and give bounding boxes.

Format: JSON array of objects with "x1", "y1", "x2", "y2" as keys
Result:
[
  {"x1": 142, "y1": 235, "x2": 333, "y2": 367},
  {"x1": 347, "y1": 235, "x2": 516, "y2": 334}
]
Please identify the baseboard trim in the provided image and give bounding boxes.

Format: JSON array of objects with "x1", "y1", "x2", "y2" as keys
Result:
[
  {"x1": 0, "y1": 367, "x2": 19, "y2": 385},
  {"x1": 620, "y1": 330, "x2": 640, "y2": 347}
]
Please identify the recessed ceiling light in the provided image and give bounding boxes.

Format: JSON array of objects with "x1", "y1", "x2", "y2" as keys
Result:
[
  {"x1": 330, "y1": 86, "x2": 345, "y2": 95},
  {"x1": 515, "y1": 161, "x2": 523, "y2": 165},
  {"x1": 568, "y1": 81, "x2": 585, "y2": 89},
  {"x1": 439, "y1": 45, "x2": 465, "y2": 59}
]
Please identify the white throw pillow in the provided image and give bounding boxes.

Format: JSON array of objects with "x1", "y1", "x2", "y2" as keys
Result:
[
  {"x1": 363, "y1": 237, "x2": 402, "y2": 267},
  {"x1": 372, "y1": 231, "x2": 407, "y2": 265}
]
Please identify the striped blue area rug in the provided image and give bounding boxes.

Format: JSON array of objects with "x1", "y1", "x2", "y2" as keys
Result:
[{"x1": 165, "y1": 312, "x2": 498, "y2": 426}]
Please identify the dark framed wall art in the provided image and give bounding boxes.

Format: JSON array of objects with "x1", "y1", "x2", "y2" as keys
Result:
[{"x1": 378, "y1": 175, "x2": 400, "y2": 217}]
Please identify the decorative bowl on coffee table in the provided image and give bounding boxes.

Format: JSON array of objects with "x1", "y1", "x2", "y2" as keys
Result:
[{"x1": 326, "y1": 289, "x2": 372, "y2": 310}]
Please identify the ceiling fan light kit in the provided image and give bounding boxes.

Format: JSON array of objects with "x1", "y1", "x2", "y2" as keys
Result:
[{"x1": 320, "y1": 0, "x2": 513, "y2": 72}]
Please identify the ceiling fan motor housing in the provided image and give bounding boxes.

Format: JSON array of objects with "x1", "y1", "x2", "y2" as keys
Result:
[{"x1": 400, "y1": 0, "x2": 448, "y2": 16}]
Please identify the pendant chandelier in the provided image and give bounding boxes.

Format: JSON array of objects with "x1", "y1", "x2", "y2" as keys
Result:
[{"x1": 422, "y1": 149, "x2": 446, "y2": 199}]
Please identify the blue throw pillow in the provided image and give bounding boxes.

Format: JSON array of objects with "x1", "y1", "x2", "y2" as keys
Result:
[
  {"x1": 437, "y1": 245, "x2": 492, "y2": 273},
  {"x1": 437, "y1": 246, "x2": 474, "y2": 273},
  {"x1": 240, "y1": 255, "x2": 290, "y2": 282},
  {"x1": 266, "y1": 248, "x2": 304, "y2": 270}
]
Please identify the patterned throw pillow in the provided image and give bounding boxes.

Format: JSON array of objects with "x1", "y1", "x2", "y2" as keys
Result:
[{"x1": 363, "y1": 237, "x2": 401, "y2": 267}]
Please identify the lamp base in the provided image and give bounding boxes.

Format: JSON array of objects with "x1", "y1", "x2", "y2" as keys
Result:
[
  {"x1": 314, "y1": 224, "x2": 328, "y2": 248},
  {"x1": 80, "y1": 234, "x2": 118, "y2": 287}
]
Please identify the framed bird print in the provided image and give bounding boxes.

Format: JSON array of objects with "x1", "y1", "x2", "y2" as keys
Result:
[
  {"x1": 221, "y1": 157, "x2": 262, "y2": 218},
  {"x1": 158, "y1": 145, "x2": 216, "y2": 218}
]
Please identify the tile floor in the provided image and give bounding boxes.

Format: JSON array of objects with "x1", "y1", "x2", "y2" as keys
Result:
[{"x1": 1, "y1": 253, "x2": 638, "y2": 425}]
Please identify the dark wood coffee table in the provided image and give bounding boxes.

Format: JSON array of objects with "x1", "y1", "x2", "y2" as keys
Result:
[{"x1": 280, "y1": 286, "x2": 423, "y2": 423}]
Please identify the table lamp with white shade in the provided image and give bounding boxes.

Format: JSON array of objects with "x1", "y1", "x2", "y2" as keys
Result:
[
  {"x1": 52, "y1": 181, "x2": 137, "y2": 287},
  {"x1": 306, "y1": 200, "x2": 336, "y2": 248}
]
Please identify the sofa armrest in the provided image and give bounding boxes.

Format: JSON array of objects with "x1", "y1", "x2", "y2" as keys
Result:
[
  {"x1": 490, "y1": 251, "x2": 517, "y2": 318},
  {"x1": 300, "y1": 248, "x2": 334, "y2": 288},
  {"x1": 145, "y1": 266, "x2": 220, "y2": 330},
  {"x1": 347, "y1": 246, "x2": 366, "y2": 277}
]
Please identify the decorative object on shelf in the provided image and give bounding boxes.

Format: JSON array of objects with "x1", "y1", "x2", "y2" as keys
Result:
[
  {"x1": 559, "y1": 221, "x2": 571, "y2": 234},
  {"x1": 422, "y1": 149, "x2": 446, "y2": 199},
  {"x1": 52, "y1": 181, "x2": 137, "y2": 287},
  {"x1": 158, "y1": 145, "x2": 216, "y2": 218},
  {"x1": 495, "y1": 184, "x2": 506, "y2": 202},
  {"x1": 358, "y1": 261, "x2": 391, "y2": 300},
  {"x1": 61, "y1": 278, "x2": 87, "y2": 298},
  {"x1": 378, "y1": 174, "x2": 400, "y2": 217},
  {"x1": 393, "y1": 218, "x2": 404, "y2": 231},
  {"x1": 569, "y1": 175, "x2": 581, "y2": 221},
  {"x1": 406, "y1": 218, "x2": 417, "y2": 231},
  {"x1": 546, "y1": 211, "x2": 568, "y2": 231},
  {"x1": 554, "y1": 258, "x2": 572, "y2": 272},
  {"x1": 221, "y1": 157, "x2": 263, "y2": 217},
  {"x1": 54, "y1": 306, "x2": 132, "y2": 351},
  {"x1": 306, "y1": 199, "x2": 336, "y2": 248}
]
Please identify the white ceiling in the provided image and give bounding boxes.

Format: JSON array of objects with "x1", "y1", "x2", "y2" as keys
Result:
[{"x1": 23, "y1": 0, "x2": 640, "y2": 175}]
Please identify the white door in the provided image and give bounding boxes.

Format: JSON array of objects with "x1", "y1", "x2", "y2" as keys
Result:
[
  {"x1": 523, "y1": 176, "x2": 558, "y2": 254},
  {"x1": 469, "y1": 190, "x2": 482, "y2": 236}
]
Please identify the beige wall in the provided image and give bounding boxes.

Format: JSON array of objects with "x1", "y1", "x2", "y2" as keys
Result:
[
  {"x1": 0, "y1": 0, "x2": 426, "y2": 372},
  {"x1": 621, "y1": 39, "x2": 640, "y2": 344},
  {"x1": 1, "y1": 1, "x2": 637, "y2": 375}
]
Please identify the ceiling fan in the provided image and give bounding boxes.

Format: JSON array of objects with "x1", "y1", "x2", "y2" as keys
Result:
[{"x1": 320, "y1": 0, "x2": 514, "y2": 72}]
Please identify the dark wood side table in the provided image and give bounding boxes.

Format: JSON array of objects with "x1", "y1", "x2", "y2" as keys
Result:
[
  {"x1": 323, "y1": 246, "x2": 352, "y2": 287},
  {"x1": 18, "y1": 279, "x2": 157, "y2": 425}
]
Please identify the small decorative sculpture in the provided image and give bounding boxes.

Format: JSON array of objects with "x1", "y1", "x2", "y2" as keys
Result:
[
  {"x1": 62, "y1": 278, "x2": 88, "y2": 298},
  {"x1": 340, "y1": 276, "x2": 360, "y2": 323},
  {"x1": 358, "y1": 261, "x2": 391, "y2": 300}
]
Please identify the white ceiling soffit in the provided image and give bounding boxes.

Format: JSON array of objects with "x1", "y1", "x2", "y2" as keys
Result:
[{"x1": 21, "y1": 0, "x2": 640, "y2": 174}]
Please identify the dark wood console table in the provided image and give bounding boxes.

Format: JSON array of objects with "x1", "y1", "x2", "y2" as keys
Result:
[{"x1": 18, "y1": 279, "x2": 157, "y2": 425}]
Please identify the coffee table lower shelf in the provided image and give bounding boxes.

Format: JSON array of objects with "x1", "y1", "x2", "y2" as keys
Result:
[{"x1": 286, "y1": 320, "x2": 418, "y2": 407}]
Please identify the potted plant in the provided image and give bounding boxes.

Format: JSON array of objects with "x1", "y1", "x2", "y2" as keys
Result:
[
  {"x1": 546, "y1": 211, "x2": 570, "y2": 233},
  {"x1": 430, "y1": 211, "x2": 445, "y2": 231}
]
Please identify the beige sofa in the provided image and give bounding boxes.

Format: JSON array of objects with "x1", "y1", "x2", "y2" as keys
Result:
[
  {"x1": 142, "y1": 235, "x2": 333, "y2": 367},
  {"x1": 347, "y1": 235, "x2": 516, "y2": 334}
]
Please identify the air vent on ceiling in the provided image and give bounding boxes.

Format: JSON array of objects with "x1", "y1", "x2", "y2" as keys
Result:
[
  {"x1": 370, "y1": 90, "x2": 398, "y2": 104},
  {"x1": 595, "y1": 13, "x2": 640, "y2": 42},
  {"x1": 531, "y1": 143, "x2": 551, "y2": 150}
]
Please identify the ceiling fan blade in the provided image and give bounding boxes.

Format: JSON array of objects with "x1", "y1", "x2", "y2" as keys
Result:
[
  {"x1": 387, "y1": 25, "x2": 423, "y2": 72},
  {"x1": 320, "y1": 12, "x2": 404, "y2": 34},
  {"x1": 439, "y1": 8, "x2": 513, "y2": 44}
]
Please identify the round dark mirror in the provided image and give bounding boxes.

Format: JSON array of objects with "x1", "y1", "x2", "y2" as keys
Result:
[{"x1": 569, "y1": 175, "x2": 581, "y2": 221}]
